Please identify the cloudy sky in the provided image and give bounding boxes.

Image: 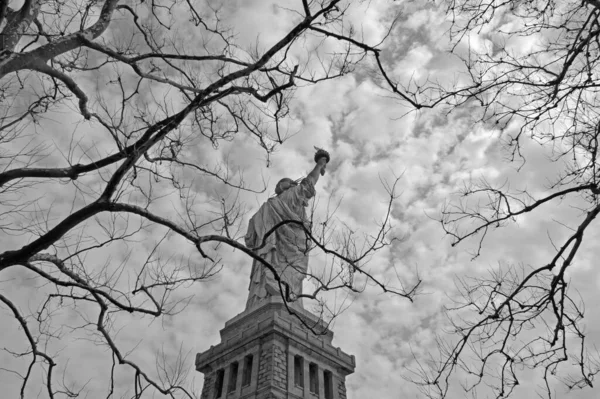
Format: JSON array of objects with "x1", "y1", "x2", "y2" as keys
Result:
[{"x1": 1, "y1": 0, "x2": 599, "y2": 398}]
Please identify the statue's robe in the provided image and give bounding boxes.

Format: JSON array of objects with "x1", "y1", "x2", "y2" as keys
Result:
[{"x1": 245, "y1": 178, "x2": 315, "y2": 309}]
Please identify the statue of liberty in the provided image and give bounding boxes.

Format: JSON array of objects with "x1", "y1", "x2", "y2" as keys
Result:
[{"x1": 245, "y1": 148, "x2": 330, "y2": 310}]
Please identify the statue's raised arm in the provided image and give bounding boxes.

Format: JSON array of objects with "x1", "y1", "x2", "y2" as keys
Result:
[{"x1": 245, "y1": 148, "x2": 330, "y2": 310}]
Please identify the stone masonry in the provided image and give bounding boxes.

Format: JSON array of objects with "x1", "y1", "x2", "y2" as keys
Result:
[
  {"x1": 337, "y1": 379, "x2": 347, "y2": 399},
  {"x1": 196, "y1": 297, "x2": 355, "y2": 399}
]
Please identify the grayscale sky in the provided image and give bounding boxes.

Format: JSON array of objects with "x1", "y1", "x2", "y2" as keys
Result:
[{"x1": 1, "y1": 1, "x2": 599, "y2": 399}]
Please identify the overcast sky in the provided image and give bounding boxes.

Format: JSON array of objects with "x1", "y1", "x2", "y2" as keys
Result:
[{"x1": 1, "y1": 1, "x2": 599, "y2": 398}]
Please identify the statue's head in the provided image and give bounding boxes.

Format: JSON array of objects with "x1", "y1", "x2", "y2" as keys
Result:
[{"x1": 275, "y1": 178, "x2": 297, "y2": 195}]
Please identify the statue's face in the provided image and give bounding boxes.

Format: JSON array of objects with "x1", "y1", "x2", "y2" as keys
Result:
[{"x1": 275, "y1": 178, "x2": 297, "y2": 195}]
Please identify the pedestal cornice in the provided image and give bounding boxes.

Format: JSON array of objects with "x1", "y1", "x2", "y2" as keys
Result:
[{"x1": 196, "y1": 297, "x2": 355, "y2": 375}]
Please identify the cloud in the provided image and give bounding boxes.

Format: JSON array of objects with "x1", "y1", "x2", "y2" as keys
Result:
[{"x1": 2, "y1": 1, "x2": 600, "y2": 399}]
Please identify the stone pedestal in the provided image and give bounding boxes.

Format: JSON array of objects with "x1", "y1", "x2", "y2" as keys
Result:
[{"x1": 196, "y1": 297, "x2": 355, "y2": 399}]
